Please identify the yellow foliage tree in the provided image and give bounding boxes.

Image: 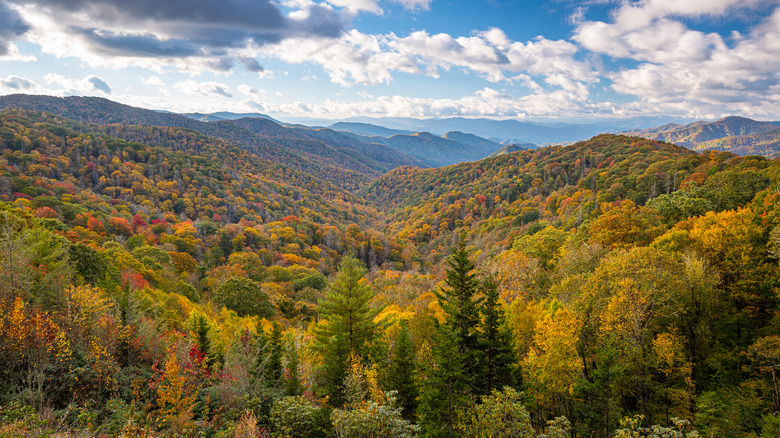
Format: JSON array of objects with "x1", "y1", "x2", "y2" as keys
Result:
[
  {"x1": 156, "y1": 348, "x2": 196, "y2": 434},
  {"x1": 522, "y1": 305, "x2": 583, "y2": 419}
]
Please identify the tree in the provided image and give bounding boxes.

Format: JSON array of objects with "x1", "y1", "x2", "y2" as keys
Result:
[
  {"x1": 265, "y1": 322, "x2": 284, "y2": 388},
  {"x1": 477, "y1": 276, "x2": 515, "y2": 395},
  {"x1": 435, "y1": 237, "x2": 482, "y2": 387},
  {"x1": 523, "y1": 305, "x2": 583, "y2": 422},
  {"x1": 190, "y1": 313, "x2": 214, "y2": 370},
  {"x1": 285, "y1": 336, "x2": 304, "y2": 397},
  {"x1": 419, "y1": 237, "x2": 483, "y2": 437},
  {"x1": 455, "y1": 387, "x2": 534, "y2": 438},
  {"x1": 387, "y1": 320, "x2": 418, "y2": 419},
  {"x1": 589, "y1": 200, "x2": 665, "y2": 250},
  {"x1": 214, "y1": 277, "x2": 273, "y2": 318},
  {"x1": 312, "y1": 257, "x2": 381, "y2": 406}
]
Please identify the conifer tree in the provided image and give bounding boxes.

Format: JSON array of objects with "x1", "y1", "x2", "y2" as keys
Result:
[
  {"x1": 250, "y1": 330, "x2": 268, "y2": 390},
  {"x1": 477, "y1": 276, "x2": 515, "y2": 395},
  {"x1": 191, "y1": 313, "x2": 214, "y2": 370},
  {"x1": 312, "y1": 257, "x2": 380, "y2": 406},
  {"x1": 419, "y1": 236, "x2": 483, "y2": 437},
  {"x1": 285, "y1": 337, "x2": 304, "y2": 397},
  {"x1": 388, "y1": 320, "x2": 418, "y2": 420},
  {"x1": 265, "y1": 322, "x2": 284, "y2": 388}
]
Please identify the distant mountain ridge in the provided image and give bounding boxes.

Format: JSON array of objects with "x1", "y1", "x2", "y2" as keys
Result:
[
  {"x1": 488, "y1": 143, "x2": 535, "y2": 157},
  {"x1": 0, "y1": 94, "x2": 510, "y2": 178},
  {"x1": 0, "y1": 94, "x2": 427, "y2": 188},
  {"x1": 624, "y1": 116, "x2": 780, "y2": 158}
]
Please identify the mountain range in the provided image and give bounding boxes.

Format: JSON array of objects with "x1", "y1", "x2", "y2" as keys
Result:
[
  {"x1": 622, "y1": 116, "x2": 780, "y2": 158},
  {"x1": 0, "y1": 95, "x2": 514, "y2": 173}
]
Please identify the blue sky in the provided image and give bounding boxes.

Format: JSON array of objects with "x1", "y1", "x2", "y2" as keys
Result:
[{"x1": 0, "y1": 0, "x2": 779, "y2": 122}]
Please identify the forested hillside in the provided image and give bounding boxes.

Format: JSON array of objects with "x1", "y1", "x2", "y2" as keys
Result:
[{"x1": 1, "y1": 106, "x2": 779, "y2": 438}]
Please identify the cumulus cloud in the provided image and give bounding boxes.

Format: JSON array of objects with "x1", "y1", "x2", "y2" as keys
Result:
[
  {"x1": 238, "y1": 85, "x2": 267, "y2": 100},
  {"x1": 0, "y1": 75, "x2": 42, "y2": 93},
  {"x1": 573, "y1": 0, "x2": 780, "y2": 117},
  {"x1": 142, "y1": 75, "x2": 164, "y2": 86},
  {"x1": 44, "y1": 74, "x2": 113, "y2": 95},
  {"x1": 251, "y1": 84, "x2": 601, "y2": 119},
  {"x1": 262, "y1": 27, "x2": 595, "y2": 86},
  {"x1": 174, "y1": 79, "x2": 232, "y2": 97},
  {"x1": 88, "y1": 76, "x2": 112, "y2": 94},
  {"x1": 324, "y1": 0, "x2": 431, "y2": 15},
  {"x1": 393, "y1": 0, "x2": 431, "y2": 11},
  {"x1": 0, "y1": 1, "x2": 30, "y2": 56},
  {"x1": 10, "y1": 0, "x2": 343, "y2": 72}
]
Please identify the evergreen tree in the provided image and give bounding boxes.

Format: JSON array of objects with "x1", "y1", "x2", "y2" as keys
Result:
[
  {"x1": 435, "y1": 237, "x2": 483, "y2": 384},
  {"x1": 388, "y1": 320, "x2": 418, "y2": 420},
  {"x1": 285, "y1": 337, "x2": 304, "y2": 397},
  {"x1": 418, "y1": 236, "x2": 483, "y2": 437},
  {"x1": 477, "y1": 276, "x2": 515, "y2": 395},
  {"x1": 266, "y1": 322, "x2": 284, "y2": 388},
  {"x1": 312, "y1": 257, "x2": 381, "y2": 406},
  {"x1": 191, "y1": 313, "x2": 214, "y2": 370},
  {"x1": 418, "y1": 324, "x2": 468, "y2": 438},
  {"x1": 250, "y1": 330, "x2": 268, "y2": 391}
]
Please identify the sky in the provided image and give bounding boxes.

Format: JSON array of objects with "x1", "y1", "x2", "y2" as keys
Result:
[{"x1": 0, "y1": 0, "x2": 779, "y2": 122}]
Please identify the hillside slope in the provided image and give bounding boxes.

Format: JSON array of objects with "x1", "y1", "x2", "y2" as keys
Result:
[{"x1": 0, "y1": 95, "x2": 423, "y2": 188}]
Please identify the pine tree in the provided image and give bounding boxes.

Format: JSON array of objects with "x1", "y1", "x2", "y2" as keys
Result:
[
  {"x1": 419, "y1": 236, "x2": 483, "y2": 437},
  {"x1": 191, "y1": 313, "x2": 214, "y2": 370},
  {"x1": 478, "y1": 276, "x2": 515, "y2": 395},
  {"x1": 312, "y1": 257, "x2": 381, "y2": 406},
  {"x1": 250, "y1": 330, "x2": 268, "y2": 391},
  {"x1": 435, "y1": 237, "x2": 483, "y2": 384},
  {"x1": 388, "y1": 320, "x2": 418, "y2": 420},
  {"x1": 265, "y1": 322, "x2": 284, "y2": 388},
  {"x1": 418, "y1": 324, "x2": 468, "y2": 438},
  {"x1": 285, "y1": 337, "x2": 304, "y2": 397}
]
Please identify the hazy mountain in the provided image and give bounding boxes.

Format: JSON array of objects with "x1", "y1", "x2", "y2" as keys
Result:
[
  {"x1": 623, "y1": 116, "x2": 780, "y2": 157},
  {"x1": 330, "y1": 122, "x2": 414, "y2": 137},
  {"x1": 442, "y1": 131, "x2": 503, "y2": 154},
  {"x1": 382, "y1": 132, "x2": 485, "y2": 167},
  {"x1": 211, "y1": 111, "x2": 279, "y2": 123},
  {"x1": 284, "y1": 125, "x2": 427, "y2": 169},
  {"x1": 182, "y1": 113, "x2": 227, "y2": 122},
  {"x1": 487, "y1": 143, "x2": 535, "y2": 157}
]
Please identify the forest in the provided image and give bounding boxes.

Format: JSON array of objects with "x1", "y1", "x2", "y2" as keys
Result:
[{"x1": 0, "y1": 107, "x2": 779, "y2": 437}]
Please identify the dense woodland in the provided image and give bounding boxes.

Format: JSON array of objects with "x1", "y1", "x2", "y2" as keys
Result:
[{"x1": 1, "y1": 107, "x2": 779, "y2": 437}]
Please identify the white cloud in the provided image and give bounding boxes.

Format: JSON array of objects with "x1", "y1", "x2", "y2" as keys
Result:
[
  {"x1": 238, "y1": 85, "x2": 267, "y2": 100},
  {"x1": 0, "y1": 75, "x2": 44, "y2": 93},
  {"x1": 174, "y1": 80, "x2": 233, "y2": 98},
  {"x1": 261, "y1": 27, "x2": 595, "y2": 86},
  {"x1": 44, "y1": 74, "x2": 113, "y2": 95},
  {"x1": 250, "y1": 85, "x2": 602, "y2": 119},
  {"x1": 326, "y1": 0, "x2": 383, "y2": 15},
  {"x1": 142, "y1": 75, "x2": 164, "y2": 86},
  {"x1": 392, "y1": 0, "x2": 431, "y2": 11},
  {"x1": 574, "y1": 0, "x2": 780, "y2": 118},
  {"x1": 0, "y1": 43, "x2": 36, "y2": 62}
]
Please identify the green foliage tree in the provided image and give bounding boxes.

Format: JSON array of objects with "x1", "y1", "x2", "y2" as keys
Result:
[
  {"x1": 285, "y1": 337, "x2": 304, "y2": 397},
  {"x1": 387, "y1": 320, "x2": 418, "y2": 420},
  {"x1": 312, "y1": 257, "x2": 380, "y2": 406},
  {"x1": 419, "y1": 237, "x2": 483, "y2": 436},
  {"x1": 270, "y1": 396, "x2": 319, "y2": 438},
  {"x1": 455, "y1": 387, "x2": 534, "y2": 438},
  {"x1": 68, "y1": 242, "x2": 107, "y2": 286},
  {"x1": 266, "y1": 322, "x2": 284, "y2": 389},
  {"x1": 331, "y1": 392, "x2": 419, "y2": 438},
  {"x1": 477, "y1": 276, "x2": 515, "y2": 395},
  {"x1": 214, "y1": 277, "x2": 273, "y2": 318}
]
